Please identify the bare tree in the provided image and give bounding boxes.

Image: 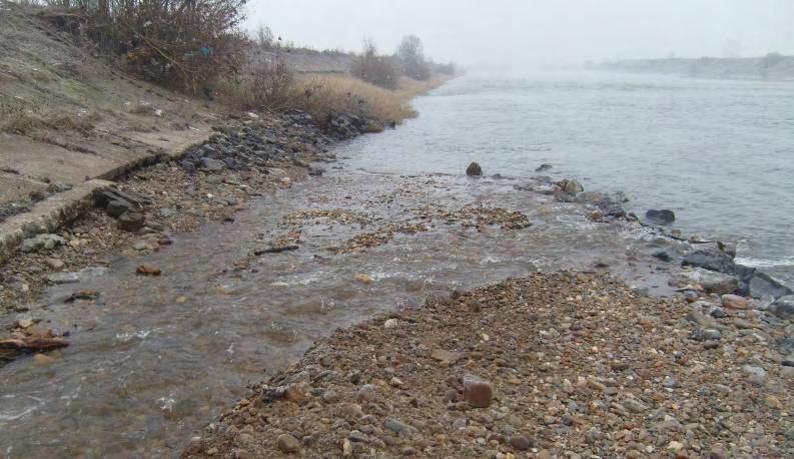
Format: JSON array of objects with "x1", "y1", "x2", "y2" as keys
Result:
[
  {"x1": 396, "y1": 35, "x2": 430, "y2": 80},
  {"x1": 255, "y1": 24, "x2": 274, "y2": 49},
  {"x1": 352, "y1": 37, "x2": 398, "y2": 89}
]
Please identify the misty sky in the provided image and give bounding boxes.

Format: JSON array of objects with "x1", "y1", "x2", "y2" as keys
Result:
[{"x1": 245, "y1": 0, "x2": 794, "y2": 68}]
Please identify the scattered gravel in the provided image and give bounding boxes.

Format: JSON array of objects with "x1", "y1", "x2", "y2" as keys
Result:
[{"x1": 184, "y1": 272, "x2": 793, "y2": 458}]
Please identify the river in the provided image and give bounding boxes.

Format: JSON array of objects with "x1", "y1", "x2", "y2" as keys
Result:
[{"x1": 346, "y1": 71, "x2": 794, "y2": 287}]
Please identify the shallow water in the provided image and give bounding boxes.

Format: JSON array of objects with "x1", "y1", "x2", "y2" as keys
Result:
[
  {"x1": 4, "y1": 70, "x2": 786, "y2": 456},
  {"x1": 0, "y1": 166, "x2": 678, "y2": 457},
  {"x1": 344, "y1": 71, "x2": 794, "y2": 286}
]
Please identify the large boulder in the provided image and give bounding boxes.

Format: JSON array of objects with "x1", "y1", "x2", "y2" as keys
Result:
[
  {"x1": 747, "y1": 270, "x2": 793, "y2": 300},
  {"x1": 682, "y1": 249, "x2": 735, "y2": 274},
  {"x1": 769, "y1": 296, "x2": 794, "y2": 320},
  {"x1": 466, "y1": 162, "x2": 483, "y2": 177},
  {"x1": 687, "y1": 268, "x2": 739, "y2": 295},
  {"x1": 645, "y1": 209, "x2": 675, "y2": 225}
]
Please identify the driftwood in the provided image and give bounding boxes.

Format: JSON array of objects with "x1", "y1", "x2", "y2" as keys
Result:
[{"x1": 0, "y1": 337, "x2": 69, "y2": 352}]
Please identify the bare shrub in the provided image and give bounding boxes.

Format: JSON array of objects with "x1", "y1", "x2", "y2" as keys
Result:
[
  {"x1": 48, "y1": 111, "x2": 97, "y2": 134},
  {"x1": 36, "y1": 0, "x2": 248, "y2": 92},
  {"x1": 216, "y1": 57, "x2": 293, "y2": 111},
  {"x1": 0, "y1": 103, "x2": 43, "y2": 134},
  {"x1": 0, "y1": 99, "x2": 96, "y2": 135},
  {"x1": 351, "y1": 39, "x2": 398, "y2": 89}
]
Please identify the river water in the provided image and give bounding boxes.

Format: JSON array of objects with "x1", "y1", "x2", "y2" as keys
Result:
[
  {"x1": 0, "y1": 71, "x2": 790, "y2": 457},
  {"x1": 1, "y1": 163, "x2": 681, "y2": 457},
  {"x1": 347, "y1": 71, "x2": 794, "y2": 286}
]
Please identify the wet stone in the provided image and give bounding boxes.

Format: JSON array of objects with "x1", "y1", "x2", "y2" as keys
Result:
[
  {"x1": 645, "y1": 209, "x2": 675, "y2": 225},
  {"x1": 466, "y1": 162, "x2": 483, "y2": 177}
]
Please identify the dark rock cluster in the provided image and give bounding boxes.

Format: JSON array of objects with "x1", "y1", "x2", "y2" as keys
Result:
[
  {"x1": 93, "y1": 188, "x2": 151, "y2": 233},
  {"x1": 178, "y1": 112, "x2": 380, "y2": 175}
]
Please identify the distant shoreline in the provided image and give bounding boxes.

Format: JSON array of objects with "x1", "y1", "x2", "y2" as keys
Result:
[{"x1": 591, "y1": 55, "x2": 794, "y2": 81}]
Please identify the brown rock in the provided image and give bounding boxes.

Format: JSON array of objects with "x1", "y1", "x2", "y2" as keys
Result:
[
  {"x1": 463, "y1": 374, "x2": 493, "y2": 408},
  {"x1": 136, "y1": 265, "x2": 162, "y2": 276},
  {"x1": 721, "y1": 294, "x2": 748, "y2": 309}
]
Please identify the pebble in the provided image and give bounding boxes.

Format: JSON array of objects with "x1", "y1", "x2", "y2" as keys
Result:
[
  {"x1": 742, "y1": 365, "x2": 767, "y2": 386},
  {"x1": 722, "y1": 294, "x2": 749, "y2": 310},
  {"x1": 357, "y1": 384, "x2": 378, "y2": 403},
  {"x1": 384, "y1": 418, "x2": 416, "y2": 436},
  {"x1": 355, "y1": 274, "x2": 374, "y2": 284},
  {"x1": 689, "y1": 328, "x2": 721, "y2": 341},
  {"x1": 44, "y1": 258, "x2": 65, "y2": 270},
  {"x1": 276, "y1": 433, "x2": 300, "y2": 453},
  {"x1": 33, "y1": 353, "x2": 56, "y2": 365},
  {"x1": 508, "y1": 435, "x2": 533, "y2": 451},
  {"x1": 347, "y1": 430, "x2": 370, "y2": 443}
]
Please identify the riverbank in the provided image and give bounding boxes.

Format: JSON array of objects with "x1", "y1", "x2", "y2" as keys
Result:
[
  {"x1": 185, "y1": 271, "x2": 793, "y2": 458},
  {"x1": 592, "y1": 55, "x2": 794, "y2": 81}
]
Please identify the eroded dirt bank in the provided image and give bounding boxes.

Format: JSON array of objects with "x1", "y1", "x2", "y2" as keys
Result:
[{"x1": 185, "y1": 272, "x2": 793, "y2": 458}]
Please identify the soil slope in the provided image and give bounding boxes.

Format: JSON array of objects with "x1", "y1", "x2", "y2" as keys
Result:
[{"x1": 0, "y1": 3, "x2": 217, "y2": 215}]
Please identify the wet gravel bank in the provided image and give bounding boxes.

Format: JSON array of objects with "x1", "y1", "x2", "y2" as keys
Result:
[{"x1": 185, "y1": 271, "x2": 793, "y2": 458}]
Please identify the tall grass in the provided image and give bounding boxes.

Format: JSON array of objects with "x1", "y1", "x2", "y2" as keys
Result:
[
  {"x1": 291, "y1": 74, "x2": 418, "y2": 123},
  {"x1": 219, "y1": 70, "x2": 448, "y2": 125}
]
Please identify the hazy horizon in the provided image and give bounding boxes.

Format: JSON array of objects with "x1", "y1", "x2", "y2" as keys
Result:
[{"x1": 245, "y1": 0, "x2": 794, "y2": 69}]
